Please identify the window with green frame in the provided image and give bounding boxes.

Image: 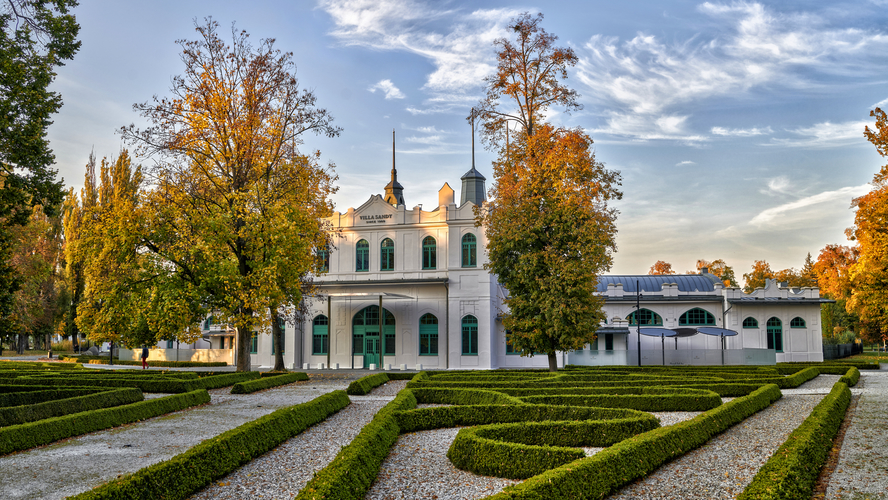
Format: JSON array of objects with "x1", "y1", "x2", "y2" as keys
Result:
[
  {"x1": 250, "y1": 332, "x2": 258, "y2": 354},
  {"x1": 505, "y1": 330, "x2": 519, "y2": 355},
  {"x1": 317, "y1": 245, "x2": 330, "y2": 273},
  {"x1": 419, "y1": 313, "x2": 438, "y2": 355},
  {"x1": 461, "y1": 233, "x2": 477, "y2": 268},
  {"x1": 742, "y1": 317, "x2": 758, "y2": 328},
  {"x1": 462, "y1": 315, "x2": 478, "y2": 355},
  {"x1": 312, "y1": 315, "x2": 329, "y2": 355},
  {"x1": 356, "y1": 239, "x2": 369, "y2": 272},
  {"x1": 422, "y1": 236, "x2": 436, "y2": 270},
  {"x1": 352, "y1": 305, "x2": 396, "y2": 355},
  {"x1": 790, "y1": 317, "x2": 806, "y2": 328},
  {"x1": 380, "y1": 238, "x2": 394, "y2": 271},
  {"x1": 627, "y1": 308, "x2": 663, "y2": 325},
  {"x1": 679, "y1": 307, "x2": 715, "y2": 326},
  {"x1": 166, "y1": 340, "x2": 173, "y2": 348},
  {"x1": 767, "y1": 317, "x2": 783, "y2": 352}
]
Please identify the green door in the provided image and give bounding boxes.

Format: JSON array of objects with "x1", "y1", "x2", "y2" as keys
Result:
[
  {"x1": 767, "y1": 317, "x2": 783, "y2": 352},
  {"x1": 364, "y1": 335, "x2": 380, "y2": 368}
]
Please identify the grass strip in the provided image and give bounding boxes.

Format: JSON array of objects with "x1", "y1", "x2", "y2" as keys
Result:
[
  {"x1": 70, "y1": 390, "x2": 350, "y2": 500},
  {"x1": 737, "y1": 381, "x2": 851, "y2": 500},
  {"x1": 230, "y1": 372, "x2": 309, "y2": 394},
  {"x1": 0, "y1": 388, "x2": 143, "y2": 427},
  {"x1": 0, "y1": 389, "x2": 209, "y2": 455},
  {"x1": 486, "y1": 384, "x2": 782, "y2": 499}
]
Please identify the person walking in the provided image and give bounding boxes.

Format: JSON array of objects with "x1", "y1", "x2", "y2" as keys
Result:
[{"x1": 141, "y1": 345, "x2": 149, "y2": 369}]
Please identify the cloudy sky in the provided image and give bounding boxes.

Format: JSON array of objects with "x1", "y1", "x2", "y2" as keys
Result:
[{"x1": 46, "y1": 0, "x2": 888, "y2": 278}]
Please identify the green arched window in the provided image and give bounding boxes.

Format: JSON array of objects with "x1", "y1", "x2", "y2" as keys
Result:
[
  {"x1": 312, "y1": 315, "x2": 329, "y2": 355},
  {"x1": 380, "y1": 238, "x2": 394, "y2": 271},
  {"x1": 250, "y1": 332, "x2": 258, "y2": 354},
  {"x1": 353, "y1": 306, "x2": 396, "y2": 356},
  {"x1": 790, "y1": 317, "x2": 806, "y2": 328},
  {"x1": 462, "y1": 315, "x2": 478, "y2": 355},
  {"x1": 742, "y1": 317, "x2": 758, "y2": 328},
  {"x1": 627, "y1": 308, "x2": 663, "y2": 325},
  {"x1": 462, "y1": 233, "x2": 477, "y2": 268},
  {"x1": 356, "y1": 239, "x2": 369, "y2": 272},
  {"x1": 767, "y1": 317, "x2": 783, "y2": 352},
  {"x1": 679, "y1": 308, "x2": 715, "y2": 326},
  {"x1": 419, "y1": 313, "x2": 438, "y2": 355},
  {"x1": 422, "y1": 236, "x2": 437, "y2": 270}
]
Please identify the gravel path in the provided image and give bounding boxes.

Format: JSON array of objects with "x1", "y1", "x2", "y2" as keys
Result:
[
  {"x1": 825, "y1": 370, "x2": 888, "y2": 499},
  {"x1": 0, "y1": 373, "x2": 361, "y2": 500},
  {"x1": 191, "y1": 380, "x2": 408, "y2": 500},
  {"x1": 605, "y1": 375, "x2": 839, "y2": 499}
]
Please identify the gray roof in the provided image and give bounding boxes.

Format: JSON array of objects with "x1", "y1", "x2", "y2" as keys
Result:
[{"x1": 596, "y1": 274, "x2": 722, "y2": 293}]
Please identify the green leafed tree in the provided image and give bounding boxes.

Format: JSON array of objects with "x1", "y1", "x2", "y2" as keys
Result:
[
  {"x1": 0, "y1": 0, "x2": 79, "y2": 335},
  {"x1": 113, "y1": 20, "x2": 339, "y2": 371},
  {"x1": 476, "y1": 13, "x2": 622, "y2": 371}
]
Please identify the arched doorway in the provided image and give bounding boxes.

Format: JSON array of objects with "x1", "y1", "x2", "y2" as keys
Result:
[
  {"x1": 767, "y1": 317, "x2": 783, "y2": 352},
  {"x1": 353, "y1": 305, "x2": 396, "y2": 368}
]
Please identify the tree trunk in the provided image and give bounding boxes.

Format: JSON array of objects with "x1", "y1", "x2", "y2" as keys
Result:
[
  {"x1": 547, "y1": 351, "x2": 558, "y2": 372},
  {"x1": 235, "y1": 309, "x2": 254, "y2": 372},
  {"x1": 271, "y1": 306, "x2": 286, "y2": 372}
]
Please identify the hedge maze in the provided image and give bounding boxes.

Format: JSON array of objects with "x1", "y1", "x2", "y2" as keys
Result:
[
  {"x1": 300, "y1": 362, "x2": 873, "y2": 500},
  {"x1": 0, "y1": 361, "x2": 263, "y2": 456},
  {"x1": 1, "y1": 359, "x2": 875, "y2": 499}
]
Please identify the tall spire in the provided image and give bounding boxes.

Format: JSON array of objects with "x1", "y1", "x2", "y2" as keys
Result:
[
  {"x1": 461, "y1": 109, "x2": 486, "y2": 206},
  {"x1": 384, "y1": 129, "x2": 405, "y2": 206}
]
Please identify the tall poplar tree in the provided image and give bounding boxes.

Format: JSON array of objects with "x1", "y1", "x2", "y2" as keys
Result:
[
  {"x1": 475, "y1": 13, "x2": 621, "y2": 371},
  {"x1": 119, "y1": 20, "x2": 338, "y2": 371}
]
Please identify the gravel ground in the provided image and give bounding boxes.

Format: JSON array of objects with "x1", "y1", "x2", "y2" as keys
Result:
[
  {"x1": 605, "y1": 377, "x2": 837, "y2": 500},
  {"x1": 826, "y1": 371, "x2": 888, "y2": 500},
  {"x1": 191, "y1": 380, "x2": 409, "y2": 499},
  {"x1": 0, "y1": 373, "x2": 362, "y2": 500}
]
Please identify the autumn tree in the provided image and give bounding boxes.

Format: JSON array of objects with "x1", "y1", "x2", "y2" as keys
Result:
[
  {"x1": 0, "y1": 1, "x2": 79, "y2": 335},
  {"x1": 844, "y1": 106, "x2": 888, "y2": 342},
  {"x1": 693, "y1": 259, "x2": 738, "y2": 287},
  {"x1": 116, "y1": 20, "x2": 338, "y2": 371},
  {"x1": 476, "y1": 13, "x2": 621, "y2": 371},
  {"x1": 742, "y1": 260, "x2": 774, "y2": 293},
  {"x1": 648, "y1": 260, "x2": 674, "y2": 275}
]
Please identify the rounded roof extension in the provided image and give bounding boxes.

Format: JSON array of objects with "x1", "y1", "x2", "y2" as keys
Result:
[{"x1": 596, "y1": 273, "x2": 722, "y2": 293}]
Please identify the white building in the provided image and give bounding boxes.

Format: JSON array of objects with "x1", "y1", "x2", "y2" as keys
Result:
[{"x1": 198, "y1": 134, "x2": 829, "y2": 370}]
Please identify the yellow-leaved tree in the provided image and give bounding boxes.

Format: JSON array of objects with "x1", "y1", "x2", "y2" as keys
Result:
[
  {"x1": 476, "y1": 13, "x2": 622, "y2": 371},
  {"x1": 86, "y1": 19, "x2": 341, "y2": 371}
]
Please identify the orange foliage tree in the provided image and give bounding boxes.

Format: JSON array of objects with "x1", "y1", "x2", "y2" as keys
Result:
[{"x1": 648, "y1": 260, "x2": 675, "y2": 275}]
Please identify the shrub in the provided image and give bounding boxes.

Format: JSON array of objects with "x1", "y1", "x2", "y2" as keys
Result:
[
  {"x1": 0, "y1": 388, "x2": 143, "y2": 426},
  {"x1": 0, "y1": 388, "x2": 103, "y2": 406},
  {"x1": 839, "y1": 367, "x2": 860, "y2": 387},
  {"x1": 517, "y1": 390, "x2": 721, "y2": 411},
  {"x1": 738, "y1": 381, "x2": 851, "y2": 500},
  {"x1": 230, "y1": 372, "x2": 309, "y2": 394},
  {"x1": 0, "y1": 389, "x2": 209, "y2": 455},
  {"x1": 345, "y1": 373, "x2": 389, "y2": 395},
  {"x1": 71, "y1": 390, "x2": 350, "y2": 500}
]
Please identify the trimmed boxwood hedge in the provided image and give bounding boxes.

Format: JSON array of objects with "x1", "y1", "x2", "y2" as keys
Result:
[
  {"x1": 346, "y1": 373, "x2": 390, "y2": 395},
  {"x1": 447, "y1": 414, "x2": 660, "y2": 479},
  {"x1": 0, "y1": 387, "x2": 104, "y2": 407},
  {"x1": 517, "y1": 390, "x2": 721, "y2": 412},
  {"x1": 296, "y1": 390, "x2": 418, "y2": 499},
  {"x1": 64, "y1": 356, "x2": 228, "y2": 368},
  {"x1": 0, "y1": 389, "x2": 209, "y2": 455},
  {"x1": 230, "y1": 372, "x2": 309, "y2": 394},
  {"x1": 839, "y1": 367, "x2": 860, "y2": 387},
  {"x1": 71, "y1": 390, "x2": 350, "y2": 500},
  {"x1": 4, "y1": 371, "x2": 258, "y2": 393},
  {"x1": 738, "y1": 381, "x2": 851, "y2": 500},
  {"x1": 0, "y1": 387, "x2": 143, "y2": 427},
  {"x1": 485, "y1": 384, "x2": 782, "y2": 499}
]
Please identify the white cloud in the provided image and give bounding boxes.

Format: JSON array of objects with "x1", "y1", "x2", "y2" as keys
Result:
[
  {"x1": 368, "y1": 79, "x2": 406, "y2": 99},
  {"x1": 871, "y1": 97, "x2": 888, "y2": 109},
  {"x1": 320, "y1": 0, "x2": 518, "y2": 104},
  {"x1": 676, "y1": 160, "x2": 696, "y2": 166},
  {"x1": 711, "y1": 126, "x2": 773, "y2": 136},
  {"x1": 749, "y1": 184, "x2": 870, "y2": 226},
  {"x1": 767, "y1": 120, "x2": 870, "y2": 148},
  {"x1": 763, "y1": 176, "x2": 791, "y2": 195},
  {"x1": 575, "y1": 2, "x2": 888, "y2": 142},
  {"x1": 592, "y1": 112, "x2": 709, "y2": 142}
]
